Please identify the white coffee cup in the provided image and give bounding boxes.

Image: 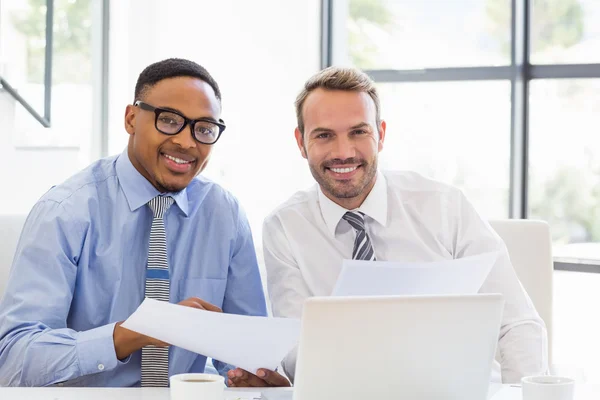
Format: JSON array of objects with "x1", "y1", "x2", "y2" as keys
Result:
[
  {"x1": 522, "y1": 375, "x2": 575, "y2": 400},
  {"x1": 170, "y1": 373, "x2": 225, "y2": 400}
]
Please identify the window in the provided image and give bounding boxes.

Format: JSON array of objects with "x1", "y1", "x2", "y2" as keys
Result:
[
  {"x1": 530, "y1": 0, "x2": 600, "y2": 65},
  {"x1": 2, "y1": 0, "x2": 94, "y2": 148},
  {"x1": 377, "y1": 81, "x2": 511, "y2": 218},
  {"x1": 529, "y1": 79, "x2": 600, "y2": 249},
  {"x1": 0, "y1": 0, "x2": 104, "y2": 214},
  {"x1": 338, "y1": 0, "x2": 510, "y2": 69}
]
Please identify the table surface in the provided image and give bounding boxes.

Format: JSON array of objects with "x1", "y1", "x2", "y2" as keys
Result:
[{"x1": 0, "y1": 384, "x2": 598, "y2": 399}]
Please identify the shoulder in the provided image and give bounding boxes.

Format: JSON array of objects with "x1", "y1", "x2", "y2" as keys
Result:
[
  {"x1": 382, "y1": 170, "x2": 462, "y2": 204},
  {"x1": 40, "y1": 155, "x2": 119, "y2": 207},
  {"x1": 263, "y1": 185, "x2": 317, "y2": 228},
  {"x1": 186, "y1": 175, "x2": 246, "y2": 218},
  {"x1": 28, "y1": 155, "x2": 119, "y2": 232},
  {"x1": 383, "y1": 170, "x2": 458, "y2": 195}
]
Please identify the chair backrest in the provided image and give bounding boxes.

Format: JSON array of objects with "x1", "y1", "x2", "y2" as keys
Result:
[
  {"x1": 0, "y1": 214, "x2": 26, "y2": 300},
  {"x1": 488, "y1": 219, "x2": 553, "y2": 362}
]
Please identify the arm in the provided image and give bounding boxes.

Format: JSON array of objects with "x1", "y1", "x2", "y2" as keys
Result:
[
  {"x1": 451, "y1": 189, "x2": 548, "y2": 383},
  {"x1": 0, "y1": 201, "x2": 124, "y2": 386},
  {"x1": 212, "y1": 205, "x2": 268, "y2": 377},
  {"x1": 261, "y1": 215, "x2": 312, "y2": 383}
]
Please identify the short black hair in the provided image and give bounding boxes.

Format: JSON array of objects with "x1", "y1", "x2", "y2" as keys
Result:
[{"x1": 134, "y1": 58, "x2": 221, "y2": 103}]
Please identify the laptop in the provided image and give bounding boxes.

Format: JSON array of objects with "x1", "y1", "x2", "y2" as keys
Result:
[{"x1": 291, "y1": 294, "x2": 504, "y2": 400}]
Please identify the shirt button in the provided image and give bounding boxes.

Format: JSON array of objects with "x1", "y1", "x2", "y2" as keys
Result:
[{"x1": 98, "y1": 364, "x2": 105, "y2": 371}]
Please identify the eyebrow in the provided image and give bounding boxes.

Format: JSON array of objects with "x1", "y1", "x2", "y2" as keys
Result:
[
  {"x1": 160, "y1": 105, "x2": 185, "y2": 114},
  {"x1": 309, "y1": 127, "x2": 334, "y2": 136},
  {"x1": 309, "y1": 122, "x2": 372, "y2": 136},
  {"x1": 349, "y1": 122, "x2": 372, "y2": 131},
  {"x1": 159, "y1": 105, "x2": 219, "y2": 122}
]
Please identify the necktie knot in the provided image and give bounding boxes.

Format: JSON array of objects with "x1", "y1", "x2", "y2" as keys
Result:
[
  {"x1": 148, "y1": 196, "x2": 174, "y2": 218},
  {"x1": 343, "y1": 211, "x2": 367, "y2": 232}
]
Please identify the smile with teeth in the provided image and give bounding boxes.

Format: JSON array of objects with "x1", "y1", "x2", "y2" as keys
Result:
[
  {"x1": 164, "y1": 154, "x2": 193, "y2": 165},
  {"x1": 330, "y1": 166, "x2": 358, "y2": 173}
]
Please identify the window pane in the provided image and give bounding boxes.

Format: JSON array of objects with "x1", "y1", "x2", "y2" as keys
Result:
[
  {"x1": 530, "y1": 0, "x2": 600, "y2": 65},
  {"x1": 2, "y1": 0, "x2": 93, "y2": 148},
  {"x1": 529, "y1": 79, "x2": 600, "y2": 381},
  {"x1": 378, "y1": 81, "x2": 511, "y2": 218},
  {"x1": 337, "y1": 0, "x2": 510, "y2": 69},
  {"x1": 529, "y1": 79, "x2": 600, "y2": 254},
  {"x1": 0, "y1": 0, "x2": 95, "y2": 214}
]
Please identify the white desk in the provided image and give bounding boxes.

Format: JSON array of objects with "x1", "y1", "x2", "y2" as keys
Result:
[{"x1": 0, "y1": 385, "x2": 598, "y2": 399}]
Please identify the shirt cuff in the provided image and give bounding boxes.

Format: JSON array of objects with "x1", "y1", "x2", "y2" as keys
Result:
[{"x1": 75, "y1": 322, "x2": 126, "y2": 376}]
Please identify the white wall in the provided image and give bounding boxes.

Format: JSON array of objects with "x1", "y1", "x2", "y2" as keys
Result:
[{"x1": 108, "y1": 0, "x2": 322, "y2": 244}]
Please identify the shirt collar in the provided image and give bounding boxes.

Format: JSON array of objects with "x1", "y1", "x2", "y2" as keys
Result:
[
  {"x1": 318, "y1": 170, "x2": 388, "y2": 236},
  {"x1": 116, "y1": 149, "x2": 189, "y2": 216}
]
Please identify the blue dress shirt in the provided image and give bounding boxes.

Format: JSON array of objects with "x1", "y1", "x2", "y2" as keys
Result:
[{"x1": 0, "y1": 150, "x2": 267, "y2": 387}]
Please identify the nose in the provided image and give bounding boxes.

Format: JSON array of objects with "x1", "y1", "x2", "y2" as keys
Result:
[
  {"x1": 170, "y1": 123, "x2": 197, "y2": 149},
  {"x1": 330, "y1": 135, "x2": 356, "y2": 160}
]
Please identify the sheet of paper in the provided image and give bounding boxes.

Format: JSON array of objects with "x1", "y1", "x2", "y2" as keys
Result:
[
  {"x1": 122, "y1": 298, "x2": 301, "y2": 373},
  {"x1": 332, "y1": 251, "x2": 499, "y2": 296}
]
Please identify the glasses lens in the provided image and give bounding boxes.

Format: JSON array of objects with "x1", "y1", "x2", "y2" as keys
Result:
[
  {"x1": 194, "y1": 121, "x2": 221, "y2": 143},
  {"x1": 156, "y1": 111, "x2": 185, "y2": 134}
]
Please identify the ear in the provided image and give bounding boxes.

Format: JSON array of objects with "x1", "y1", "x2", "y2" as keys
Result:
[
  {"x1": 124, "y1": 104, "x2": 137, "y2": 135},
  {"x1": 294, "y1": 127, "x2": 307, "y2": 159},
  {"x1": 377, "y1": 120, "x2": 386, "y2": 152}
]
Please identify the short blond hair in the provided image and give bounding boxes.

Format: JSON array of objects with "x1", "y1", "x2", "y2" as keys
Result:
[{"x1": 295, "y1": 66, "x2": 381, "y2": 134}]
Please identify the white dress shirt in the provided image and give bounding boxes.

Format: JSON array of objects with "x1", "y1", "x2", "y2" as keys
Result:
[{"x1": 263, "y1": 170, "x2": 548, "y2": 384}]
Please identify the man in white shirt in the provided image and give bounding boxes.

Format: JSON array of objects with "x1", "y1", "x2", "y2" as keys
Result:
[{"x1": 262, "y1": 66, "x2": 548, "y2": 384}]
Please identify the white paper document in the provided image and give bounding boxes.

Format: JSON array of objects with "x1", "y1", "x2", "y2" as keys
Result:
[
  {"x1": 122, "y1": 298, "x2": 301, "y2": 373},
  {"x1": 332, "y1": 252, "x2": 499, "y2": 297}
]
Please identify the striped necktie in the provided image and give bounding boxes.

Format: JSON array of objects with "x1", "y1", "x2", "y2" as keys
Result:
[
  {"x1": 141, "y1": 195, "x2": 174, "y2": 387},
  {"x1": 342, "y1": 211, "x2": 377, "y2": 261}
]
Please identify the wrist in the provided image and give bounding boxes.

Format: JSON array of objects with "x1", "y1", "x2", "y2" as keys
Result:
[{"x1": 113, "y1": 321, "x2": 147, "y2": 360}]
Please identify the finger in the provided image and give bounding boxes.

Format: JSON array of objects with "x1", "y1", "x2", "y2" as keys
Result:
[
  {"x1": 256, "y1": 369, "x2": 291, "y2": 387},
  {"x1": 197, "y1": 301, "x2": 222, "y2": 313},
  {"x1": 182, "y1": 297, "x2": 222, "y2": 313},
  {"x1": 229, "y1": 375, "x2": 249, "y2": 387},
  {"x1": 227, "y1": 370, "x2": 241, "y2": 387},
  {"x1": 179, "y1": 299, "x2": 206, "y2": 309},
  {"x1": 232, "y1": 369, "x2": 268, "y2": 387}
]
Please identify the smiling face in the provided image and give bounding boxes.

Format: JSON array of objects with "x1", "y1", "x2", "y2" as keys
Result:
[
  {"x1": 295, "y1": 88, "x2": 386, "y2": 210},
  {"x1": 124, "y1": 76, "x2": 221, "y2": 192}
]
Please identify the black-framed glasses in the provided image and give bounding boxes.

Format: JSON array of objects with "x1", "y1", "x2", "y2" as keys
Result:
[{"x1": 134, "y1": 101, "x2": 226, "y2": 145}]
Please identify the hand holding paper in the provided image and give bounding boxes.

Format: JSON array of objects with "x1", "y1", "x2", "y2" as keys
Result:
[{"x1": 122, "y1": 298, "x2": 301, "y2": 374}]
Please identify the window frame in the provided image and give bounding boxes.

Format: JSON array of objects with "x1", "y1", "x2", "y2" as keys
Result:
[{"x1": 322, "y1": 0, "x2": 600, "y2": 273}]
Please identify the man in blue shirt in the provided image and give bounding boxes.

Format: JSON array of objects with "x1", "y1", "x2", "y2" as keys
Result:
[{"x1": 0, "y1": 58, "x2": 276, "y2": 387}]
